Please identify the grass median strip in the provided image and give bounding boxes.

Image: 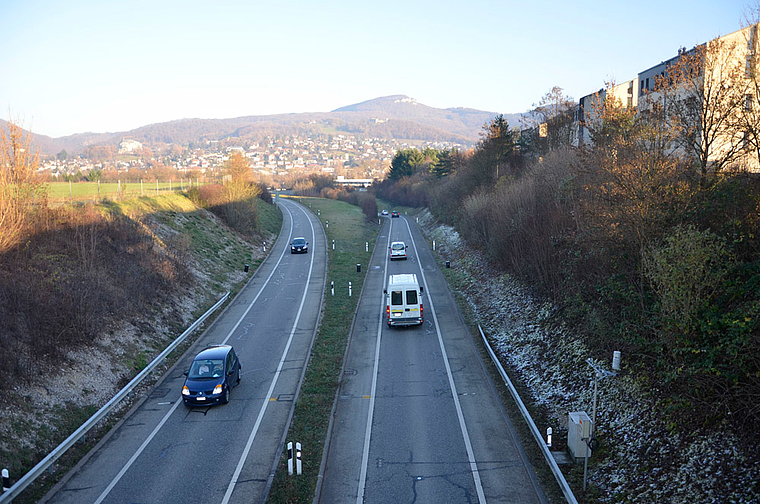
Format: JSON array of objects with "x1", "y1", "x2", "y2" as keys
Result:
[{"x1": 267, "y1": 196, "x2": 380, "y2": 503}]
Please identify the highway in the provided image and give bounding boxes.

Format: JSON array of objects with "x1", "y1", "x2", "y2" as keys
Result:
[
  {"x1": 318, "y1": 214, "x2": 547, "y2": 503},
  {"x1": 43, "y1": 198, "x2": 326, "y2": 504}
]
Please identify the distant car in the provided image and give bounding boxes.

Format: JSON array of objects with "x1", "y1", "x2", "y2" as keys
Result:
[
  {"x1": 389, "y1": 241, "x2": 408, "y2": 260},
  {"x1": 291, "y1": 237, "x2": 308, "y2": 254},
  {"x1": 182, "y1": 345, "x2": 241, "y2": 406},
  {"x1": 391, "y1": 211, "x2": 400, "y2": 218},
  {"x1": 381, "y1": 209, "x2": 389, "y2": 216}
]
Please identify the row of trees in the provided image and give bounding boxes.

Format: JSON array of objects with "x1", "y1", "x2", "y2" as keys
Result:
[{"x1": 376, "y1": 29, "x2": 760, "y2": 430}]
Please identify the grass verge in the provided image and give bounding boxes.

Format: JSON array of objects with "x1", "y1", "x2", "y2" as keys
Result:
[{"x1": 267, "y1": 196, "x2": 380, "y2": 503}]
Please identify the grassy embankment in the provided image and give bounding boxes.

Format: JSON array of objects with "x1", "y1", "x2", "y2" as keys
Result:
[
  {"x1": 3, "y1": 192, "x2": 281, "y2": 503},
  {"x1": 268, "y1": 196, "x2": 380, "y2": 503}
]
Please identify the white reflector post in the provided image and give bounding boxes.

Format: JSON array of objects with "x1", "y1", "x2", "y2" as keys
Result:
[
  {"x1": 287, "y1": 441, "x2": 293, "y2": 476},
  {"x1": 296, "y1": 442, "x2": 302, "y2": 476}
]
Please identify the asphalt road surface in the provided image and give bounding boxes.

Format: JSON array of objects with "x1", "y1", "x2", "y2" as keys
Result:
[
  {"x1": 43, "y1": 198, "x2": 326, "y2": 504},
  {"x1": 318, "y1": 214, "x2": 547, "y2": 504}
]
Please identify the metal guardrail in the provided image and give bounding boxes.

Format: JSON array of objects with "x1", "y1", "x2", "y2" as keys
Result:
[
  {"x1": 478, "y1": 324, "x2": 579, "y2": 504},
  {"x1": 0, "y1": 291, "x2": 230, "y2": 503}
]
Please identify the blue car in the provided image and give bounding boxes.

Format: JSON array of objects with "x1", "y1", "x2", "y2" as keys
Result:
[{"x1": 182, "y1": 345, "x2": 241, "y2": 406}]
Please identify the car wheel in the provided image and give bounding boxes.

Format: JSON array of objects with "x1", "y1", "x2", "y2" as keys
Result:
[{"x1": 222, "y1": 386, "x2": 230, "y2": 404}]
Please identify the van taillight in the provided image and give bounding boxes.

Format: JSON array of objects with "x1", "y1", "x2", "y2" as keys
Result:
[
  {"x1": 386, "y1": 305, "x2": 390, "y2": 319},
  {"x1": 420, "y1": 303, "x2": 423, "y2": 318}
]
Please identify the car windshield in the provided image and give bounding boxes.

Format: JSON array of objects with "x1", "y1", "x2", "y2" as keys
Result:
[
  {"x1": 188, "y1": 359, "x2": 224, "y2": 379},
  {"x1": 391, "y1": 243, "x2": 405, "y2": 251},
  {"x1": 293, "y1": 238, "x2": 306, "y2": 245}
]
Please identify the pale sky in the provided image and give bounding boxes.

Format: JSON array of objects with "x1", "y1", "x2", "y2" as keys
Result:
[{"x1": 0, "y1": 0, "x2": 751, "y2": 138}]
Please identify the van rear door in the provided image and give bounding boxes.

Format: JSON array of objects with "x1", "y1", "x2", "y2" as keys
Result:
[{"x1": 388, "y1": 287, "x2": 422, "y2": 325}]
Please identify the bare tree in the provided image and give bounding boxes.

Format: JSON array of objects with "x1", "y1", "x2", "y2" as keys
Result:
[
  {"x1": 524, "y1": 86, "x2": 577, "y2": 152},
  {"x1": 581, "y1": 84, "x2": 693, "y2": 301},
  {"x1": 0, "y1": 119, "x2": 41, "y2": 252},
  {"x1": 652, "y1": 36, "x2": 750, "y2": 187},
  {"x1": 222, "y1": 151, "x2": 260, "y2": 232}
]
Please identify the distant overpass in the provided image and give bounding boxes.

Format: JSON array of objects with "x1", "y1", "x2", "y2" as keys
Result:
[{"x1": 334, "y1": 176, "x2": 373, "y2": 188}]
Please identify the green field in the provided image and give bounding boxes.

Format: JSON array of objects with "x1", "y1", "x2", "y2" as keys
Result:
[{"x1": 45, "y1": 180, "x2": 200, "y2": 202}]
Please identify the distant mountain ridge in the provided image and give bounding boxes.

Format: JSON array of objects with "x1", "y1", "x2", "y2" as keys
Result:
[{"x1": 2, "y1": 96, "x2": 524, "y2": 157}]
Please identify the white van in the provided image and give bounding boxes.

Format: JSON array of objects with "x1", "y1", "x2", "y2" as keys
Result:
[
  {"x1": 384, "y1": 273, "x2": 423, "y2": 327},
  {"x1": 389, "y1": 241, "x2": 408, "y2": 260}
]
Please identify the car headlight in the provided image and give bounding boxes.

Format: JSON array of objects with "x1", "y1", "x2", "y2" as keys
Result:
[
  {"x1": 213, "y1": 384, "x2": 223, "y2": 395},
  {"x1": 182, "y1": 385, "x2": 190, "y2": 396}
]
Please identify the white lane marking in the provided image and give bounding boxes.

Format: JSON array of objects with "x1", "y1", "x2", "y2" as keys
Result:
[
  {"x1": 94, "y1": 400, "x2": 182, "y2": 504},
  {"x1": 404, "y1": 217, "x2": 487, "y2": 503},
  {"x1": 94, "y1": 201, "x2": 299, "y2": 503},
  {"x1": 356, "y1": 217, "x2": 392, "y2": 504},
  {"x1": 220, "y1": 204, "x2": 296, "y2": 345},
  {"x1": 221, "y1": 201, "x2": 317, "y2": 503}
]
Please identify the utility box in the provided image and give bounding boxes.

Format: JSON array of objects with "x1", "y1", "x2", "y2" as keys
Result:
[{"x1": 568, "y1": 411, "x2": 592, "y2": 460}]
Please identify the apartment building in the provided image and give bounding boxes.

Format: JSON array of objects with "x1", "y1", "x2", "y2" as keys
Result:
[{"x1": 573, "y1": 23, "x2": 760, "y2": 172}]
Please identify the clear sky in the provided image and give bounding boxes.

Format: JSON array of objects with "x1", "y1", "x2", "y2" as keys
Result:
[{"x1": 0, "y1": 0, "x2": 751, "y2": 138}]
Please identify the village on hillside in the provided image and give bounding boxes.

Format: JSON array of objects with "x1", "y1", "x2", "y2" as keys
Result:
[{"x1": 37, "y1": 132, "x2": 468, "y2": 189}]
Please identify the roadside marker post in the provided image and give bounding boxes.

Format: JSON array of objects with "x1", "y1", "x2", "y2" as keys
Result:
[
  {"x1": 2, "y1": 469, "x2": 9, "y2": 492},
  {"x1": 287, "y1": 442, "x2": 294, "y2": 475},
  {"x1": 296, "y1": 442, "x2": 302, "y2": 476}
]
